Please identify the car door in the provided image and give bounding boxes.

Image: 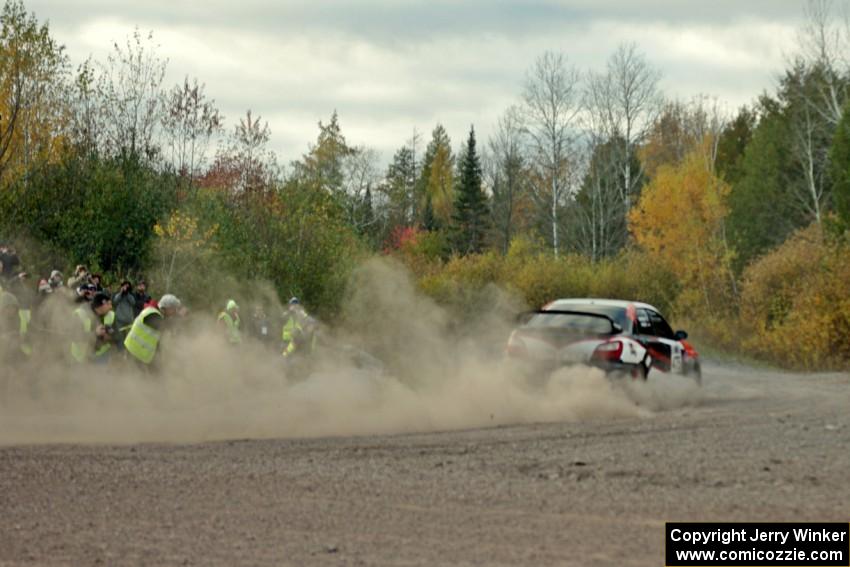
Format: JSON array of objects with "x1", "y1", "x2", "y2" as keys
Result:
[
  {"x1": 635, "y1": 308, "x2": 681, "y2": 372},
  {"x1": 644, "y1": 308, "x2": 685, "y2": 373}
]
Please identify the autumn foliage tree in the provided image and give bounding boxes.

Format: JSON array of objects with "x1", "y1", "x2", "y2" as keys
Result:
[
  {"x1": 418, "y1": 124, "x2": 454, "y2": 228},
  {"x1": 153, "y1": 208, "x2": 218, "y2": 293},
  {"x1": 739, "y1": 223, "x2": 850, "y2": 369},
  {"x1": 629, "y1": 143, "x2": 735, "y2": 315},
  {"x1": 0, "y1": 0, "x2": 68, "y2": 181}
]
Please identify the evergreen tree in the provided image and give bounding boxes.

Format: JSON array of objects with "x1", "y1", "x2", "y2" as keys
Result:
[
  {"x1": 727, "y1": 96, "x2": 802, "y2": 270},
  {"x1": 830, "y1": 99, "x2": 850, "y2": 228},
  {"x1": 358, "y1": 184, "x2": 378, "y2": 245},
  {"x1": 726, "y1": 64, "x2": 839, "y2": 271},
  {"x1": 417, "y1": 124, "x2": 454, "y2": 226},
  {"x1": 422, "y1": 193, "x2": 438, "y2": 231},
  {"x1": 716, "y1": 106, "x2": 756, "y2": 185},
  {"x1": 383, "y1": 144, "x2": 417, "y2": 227},
  {"x1": 293, "y1": 110, "x2": 353, "y2": 193},
  {"x1": 450, "y1": 126, "x2": 489, "y2": 254}
]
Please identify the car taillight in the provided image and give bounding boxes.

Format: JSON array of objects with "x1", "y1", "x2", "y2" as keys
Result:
[
  {"x1": 681, "y1": 339, "x2": 698, "y2": 358},
  {"x1": 592, "y1": 341, "x2": 623, "y2": 361},
  {"x1": 505, "y1": 332, "x2": 527, "y2": 358}
]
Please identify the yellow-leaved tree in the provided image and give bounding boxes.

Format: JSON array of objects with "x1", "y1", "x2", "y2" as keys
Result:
[
  {"x1": 153, "y1": 209, "x2": 218, "y2": 295},
  {"x1": 629, "y1": 143, "x2": 735, "y2": 317},
  {"x1": 0, "y1": 1, "x2": 69, "y2": 182},
  {"x1": 739, "y1": 223, "x2": 850, "y2": 369}
]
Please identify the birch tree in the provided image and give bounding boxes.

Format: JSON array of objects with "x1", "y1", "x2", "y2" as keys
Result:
[
  {"x1": 205, "y1": 110, "x2": 278, "y2": 195},
  {"x1": 487, "y1": 106, "x2": 529, "y2": 254},
  {"x1": 342, "y1": 145, "x2": 382, "y2": 234},
  {"x1": 96, "y1": 29, "x2": 167, "y2": 159},
  {"x1": 522, "y1": 51, "x2": 581, "y2": 256},
  {"x1": 585, "y1": 42, "x2": 661, "y2": 212},
  {"x1": 796, "y1": 0, "x2": 849, "y2": 126},
  {"x1": 783, "y1": 63, "x2": 834, "y2": 224},
  {"x1": 161, "y1": 76, "x2": 223, "y2": 181},
  {"x1": 571, "y1": 136, "x2": 631, "y2": 260}
]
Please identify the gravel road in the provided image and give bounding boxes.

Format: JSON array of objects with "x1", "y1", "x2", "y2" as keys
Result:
[{"x1": 1, "y1": 361, "x2": 848, "y2": 566}]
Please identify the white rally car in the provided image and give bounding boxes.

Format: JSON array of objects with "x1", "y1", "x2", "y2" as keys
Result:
[{"x1": 505, "y1": 298, "x2": 701, "y2": 382}]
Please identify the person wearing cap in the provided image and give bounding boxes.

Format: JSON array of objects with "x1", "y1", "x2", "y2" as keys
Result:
[
  {"x1": 48, "y1": 270, "x2": 63, "y2": 289},
  {"x1": 67, "y1": 265, "x2": 90, "y2": 290},
  {"x1": 69, "y1": 291, "x2": 116, "y2": 364},
  {"x1": 217, "y1": 299, "x2": 242, "y2": 346},
  {"x1": 124, "y1": 293, "x2": 183, "y2": 370},
  {"x1": 74, "y1": 283, "x2": 97, "y2": 305}
]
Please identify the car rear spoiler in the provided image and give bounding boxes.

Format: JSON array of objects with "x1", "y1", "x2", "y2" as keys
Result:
[{"x1": 517, "y1": 309, "x2": 623, "y2": 333}]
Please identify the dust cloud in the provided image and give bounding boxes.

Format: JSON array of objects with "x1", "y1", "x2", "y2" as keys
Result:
[{"x1": 0, "y1": 258, "x2": 701, "y2": 445}]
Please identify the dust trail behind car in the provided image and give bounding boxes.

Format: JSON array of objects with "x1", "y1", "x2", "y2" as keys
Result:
[{"x1": 0, "y1": 258, "x2": 703, "y2": 445}]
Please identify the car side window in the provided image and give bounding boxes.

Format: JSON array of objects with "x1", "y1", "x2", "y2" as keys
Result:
[
  {"x1": 648, "y1": 310, "x2": 675, "y2": 340},
  {"x1": 635, "y1": 309, "x2": 654, "y2": 335}
]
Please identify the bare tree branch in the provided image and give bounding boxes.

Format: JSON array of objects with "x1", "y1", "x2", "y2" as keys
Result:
[{"x1": 521, "y1": 51, "x2": 582, "y2": 257}]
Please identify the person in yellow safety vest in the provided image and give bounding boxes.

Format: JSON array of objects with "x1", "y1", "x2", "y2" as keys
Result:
[
  {"x1": 217, "y1": 299, "x2": 242, "y2": 345},
  {"x1": 1, "y1": 291, "x2": 28, "y2": 362},
  {"x1": 69, "y1": 292, "x2": 116, "y2": 364},
  {"x1": 124, "y1": 294, "x2": 183, "y2": 370},
  {"x1": 18, "y1": 305, "x2": 32, "y2": 357},
  {"x1": 281, "y1": 297, "x2": 305, "y2": 357}
]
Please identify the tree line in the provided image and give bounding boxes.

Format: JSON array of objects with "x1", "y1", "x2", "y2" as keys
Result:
[{"x1": 1, "y1": 0, "x2": 850, "y2": 368}]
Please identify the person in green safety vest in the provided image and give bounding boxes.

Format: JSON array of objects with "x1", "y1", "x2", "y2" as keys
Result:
[
  {"x1": 282, "y1": 297, "x2": 314, "y2": 358},
  {"x1": 1, "y1": 291, "x2": 27, "y2": 363},
  {"x1": 5, "y1": 273, "x2": 34, "y2": 358},
  {"x1": 18, "y1": 302, "x2": 32, "y2": 358},
  {"x1": 92, "y1": 292, "x2": 117, "y2": 364},
  {"x1": 217, "y1": 299, "x2": 242, "y2": 345},
  {"x1": 123, "y1": 294, "x2": 184, "y2": 371},
  {"x1": 69, "y1": 292, "x2": 116, "y2": 364}
]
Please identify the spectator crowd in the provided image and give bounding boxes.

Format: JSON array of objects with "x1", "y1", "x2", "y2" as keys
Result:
[{"x1": 0, "y1": 243, "x2": 317, "y2": 372}]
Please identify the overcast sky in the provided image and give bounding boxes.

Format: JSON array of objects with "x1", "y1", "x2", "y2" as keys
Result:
[{"x1": 28, "y1": 1, "x2": 808, "y2": 164}]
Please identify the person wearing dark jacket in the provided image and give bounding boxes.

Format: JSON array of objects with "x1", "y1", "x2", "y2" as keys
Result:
[
  {"x1": 90, "y1": 273, "x2": 106, "y2": 294},
  {"x1": 133, "y1": 280, "x2": 152, "y2": 317},
  {"x1": 112, "y1": 280, "x2": 136, "y2": 347},
  {"x1": 0, "y1": 245, "x2": 20, "y2": 281},
  {"x1": 112, "y1": 281, "x2": 136, "y2": 329},
  {"x1": 74, "y1": 283, "x2": 96, "y2": 305}
]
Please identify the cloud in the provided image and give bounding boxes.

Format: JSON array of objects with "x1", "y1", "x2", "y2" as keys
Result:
[{"x1": 26, "y1": 1, "x2": 806, "y2": 161}]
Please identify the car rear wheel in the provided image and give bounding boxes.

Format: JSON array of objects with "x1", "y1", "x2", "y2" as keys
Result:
[
  {"x1": 631, "y1": 359, "x2": 648, "y2": 381},
  {"x1": 684, "y1": 361, "x2": 702, "y2": 386}
]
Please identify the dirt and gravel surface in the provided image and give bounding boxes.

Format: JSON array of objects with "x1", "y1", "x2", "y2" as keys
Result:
[{"x1": 1, "y1": 360, "x2": 849, "y2": 566}]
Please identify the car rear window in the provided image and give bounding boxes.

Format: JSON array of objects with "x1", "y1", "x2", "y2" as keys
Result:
[
  {"x1": 546, "y1": 305, "x2": 629, "y2": 330},
  {"x1": 526, "y1": 312, "x2": 617, "y2": 334}
]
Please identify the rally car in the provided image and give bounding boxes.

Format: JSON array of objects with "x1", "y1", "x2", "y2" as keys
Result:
[{"x1": 505, "y1": 298, "x2": 701, "y2": 383}]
